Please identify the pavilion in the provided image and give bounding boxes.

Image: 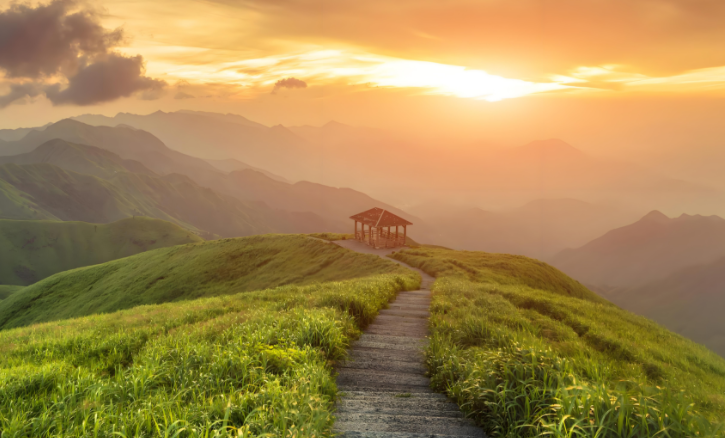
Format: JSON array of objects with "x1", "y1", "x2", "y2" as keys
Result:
[{"x1": 350, "y1": 207, "x2": 412, "y2": 249}]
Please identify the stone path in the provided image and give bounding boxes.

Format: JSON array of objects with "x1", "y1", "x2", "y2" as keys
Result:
[{"x1": 332, "y1": 240, "x2": 485, "y2": 437}]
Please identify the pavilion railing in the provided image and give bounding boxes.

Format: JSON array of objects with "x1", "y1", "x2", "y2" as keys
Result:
[{"x1": 355, "y1": 229, "x2": 406, "y2": 248}]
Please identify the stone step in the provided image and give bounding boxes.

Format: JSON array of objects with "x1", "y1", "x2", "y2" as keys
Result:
[
  {"x1": 388, "y1": 299, "x2": 431, "y2": 310},
  {"x1": 353, "y1": 340, "x2": 427, "y2": 352},
  {"x1": 337, "y1": 405, "x2": 464, "y2": 419},
  {"x1": 359, "y1": 334, "x2": 429, "y2": 346},
  {"x1": 338, "y1": 358, "x2": 427, "y2": 374},
  {"x1": 378, "y1": 309, "x2": 430, "y2": 318},
  {"x1": 398, "y1": 292, "x2": 431, "y2": 298},
  {"x1": 388, "y1": 302, "x2": 430, "y2": 309},
  {"x1": 349, "y1": 349, "x2": 424, "y2": 364},
  {"x1": 368, "y1": 318, "x2": 429, "y2": 330},
  {"x1": 335, "y1": 413, "x2": 483, "y2": 436},
  {"x1": 338, "y1": 383, "x2": 436, "y2": 394},
  {"x1": 392, "y1": 296, "x2": 431, "y2": 302},
  {"x1": 338, "y1": 397, "x2": 461, "y2": 413},
  {"x1": 374, "y1": 313, "x2": 430, "y2": 322},
  {"x1": 365, "y1": 328, "x2": 428, "y2": 338},
  {"x1": 337, "y1": 369, "x2": 430, "y2": 387},
  {"x1": 341, "y1": 391, "x2": 448, "y2": 400},
  {"x1": 338, "y1": 432, "x2": 484, "y2": 438}
]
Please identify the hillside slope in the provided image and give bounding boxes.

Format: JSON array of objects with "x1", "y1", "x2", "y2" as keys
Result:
[
  {"x1": 0, "y1": 236, "x2": 419, "y2": 437},
  {"x1": 0, "y1": 234, "x2": 412, "y2": 329},
  {"x1": 607, "y1": 256, "x2": 725, "y2": 357},
  {"x1": 551, "y1": 210, "x2": 725, "y2": 287},
  {"x1": 0, "y1": 162, "x2": 327, "y2": 237},
  {"x1": 392, "y1": 247, "x2": 725, "y2": 434},
  {"x1": 0, "y1": 217, "x2": 202, "y2": 285}
]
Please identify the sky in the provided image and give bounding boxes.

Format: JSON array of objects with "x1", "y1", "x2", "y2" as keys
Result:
[{"x1": 1, "y1": 0, "x2": 725, "y2": 182}]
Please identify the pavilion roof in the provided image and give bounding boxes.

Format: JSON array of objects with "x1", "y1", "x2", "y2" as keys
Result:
[{"x1": 350, "y1": 207, "x2": 413, "y2": 227}]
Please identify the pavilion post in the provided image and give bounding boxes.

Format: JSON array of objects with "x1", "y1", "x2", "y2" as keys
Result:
[
  {"x1": 403, "y1": 225, "x2": 407, "y2": 245},
  {"x1": 396, "y1": 225, "x2": 399, "y2": 245},
  {"x1": 368, "y1": 224, "x2": 373, "y2": 246},
  {"x1": 354, "y1": 221, "x2": 357, "y2": 240}
]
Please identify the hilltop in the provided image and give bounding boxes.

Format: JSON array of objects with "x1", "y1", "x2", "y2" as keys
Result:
[
  {"x1": 0, "y1": 234, "x2": 411, "y2": 329},
  {"x1": 0, "y1": 217, "x2": 202, "y2": 285}
]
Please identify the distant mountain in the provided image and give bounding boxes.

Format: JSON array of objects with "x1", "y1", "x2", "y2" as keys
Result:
[
  {"x1": 205, "y1": 158, "x2": 290, "y2": 183},
  {"x1": 409, "y1": 198, "x2": 642, "y2": 259},
  {"x1": 0, "y1": 125, "x2": 47, "y2": 142},
  {"x1": 210, "y1": 169, "x2": 418, "y2": 232},
  {"x1": 551, "y1": 211, "x2": 725, "y2": 287},
  {"x1": 0, "y1": 217, "x2": 202, "y2": 285},
  {"x1": 0, "y1": 120, "x2": 407, "y2": 236},
  {"x1": 0, "y1": 162, "x2": 329, "y2": 237},
  {"x1": 605, "y1": 256, "x2": 725, "y2": 357},
  {"x1": 0, "y1": 139, "x2": 155, "y2": 179},
  {"x1": 66, "y1": 111, "x2": 719, "y2": 215},
  {"x1": 71, "y1": 111, "x2": 312, "y2": 180}
]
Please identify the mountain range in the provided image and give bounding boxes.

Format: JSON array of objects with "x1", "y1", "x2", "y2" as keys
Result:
[
  {"x1": 0, "y1": 120, "x2": 416, "y2": 240},
  {"x1": 551, "y1": 210, "x2": 725, "y2": 288},
  {"x1": 63, "y1": 110, "x2": 722, "y2": 217},
  {"x1": 608, "y1": 256, "x2": 725, "y2": 356}
]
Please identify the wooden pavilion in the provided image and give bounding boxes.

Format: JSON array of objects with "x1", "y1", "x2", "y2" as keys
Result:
[{"x1": 350, "y1": 207, "x2": 412, "y2": 249}]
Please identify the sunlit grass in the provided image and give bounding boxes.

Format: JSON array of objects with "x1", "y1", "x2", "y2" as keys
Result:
[
  {"x1": 392, "y1": 247, "x2": 725, "y2": 437},
  {"x1": 0, "y1": 236, "x2": 420, "y2": 437}
]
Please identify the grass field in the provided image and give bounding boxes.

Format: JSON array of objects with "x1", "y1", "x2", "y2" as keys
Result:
[
  {"x1": 0, "y1": 217, "x2": 202, "y2": 285},
  {"x1": 0, "y1": 234, "x2": 411, "y2": 330},
  {"x1": 0, "y1": 285, "x2": 21, "y2": 300},
  {"x1": 391, "y1": 247, "x2": 725, "y2": 437},
  {"x1": 0, "y1": 237, "x2": 420, "y2": 437}
]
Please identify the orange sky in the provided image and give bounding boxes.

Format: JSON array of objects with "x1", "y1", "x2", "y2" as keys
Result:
[{"x1": 1, "y1": 0, "x2": 725, "y2": 181}]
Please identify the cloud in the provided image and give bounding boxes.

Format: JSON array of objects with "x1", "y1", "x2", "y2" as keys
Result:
[
  {"x1": 272, "y1": 77, "x2": 307, "y2": 94},
  {"x1": 45, "y1": 54, "x2": 166, "y2": 105},
  {"x1": 174, "y1": 91, "x2": 195, "y2": 99},
  {"x1": 0, "y1": 0, "x2": 123, "y2": 78},
  {"x1": 0, "y1": 0, "x2": 164, "y2": 107},
  {"x1": 0, "y1": 83, "x2": 42, "y2": 108}
]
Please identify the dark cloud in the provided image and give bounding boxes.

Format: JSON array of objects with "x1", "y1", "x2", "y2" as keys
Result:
[
  {"x1": 272, "y1": 77, "x2": 307, "y2": 94},
  {"x1": 45, "y1": 54, "x2": 166, "y2": 105},
  {"x1": 0, "y1": 0, "x2": 164, "y2": 107},
  {"x1": 0, "y1": 0, "x2": 123, "y2": 78},
  {"x1": 174, "y1": 91, "x2": 195, "y2": 99},
  {"x1": 0, "y1": 83, "x2": 42, "y2": 108}
]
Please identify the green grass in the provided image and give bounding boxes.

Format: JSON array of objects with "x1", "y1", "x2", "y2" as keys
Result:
[
  {"x1": 0, "y1": 217, "x2": 202, "y2": 285},
  {"x1": 0, "y1": 285, "x2": 21, "y2": 300},
  {"x1": 0, "y1": 234, "x2": 413, "y2": 330},
  {"x1": 0, "y1": 236, "x2": 420, "y2": 437},
  {"x1": 391, "y1": 247, "x2": 725, "y2": 437}
]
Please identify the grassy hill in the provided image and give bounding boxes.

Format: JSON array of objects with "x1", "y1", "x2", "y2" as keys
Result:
[
  {"x1": 0, "y1": 285, "x2": 21, "y2": 300},
  {"x1": 391, "y1": 247, "x2": 725, "y2": 436},
  {"x1": 0, "y1": 217, "x2": 202, "y2": 285},
  {"x1": 0, "y1": 234, "x2": 414, "y2": 330},
  {"x1": 607, "y1": 256, "x2": 725, "y2": 357},
  {"x1": 0, "y1": 177, "x2": 59, "y2": 220},
  {"x1": 0, "y1": 236, "x2": 420, "y2": 437}
]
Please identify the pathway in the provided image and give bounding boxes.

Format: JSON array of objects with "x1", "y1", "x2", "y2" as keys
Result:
[{"x1": 332, "y1": 239, "x2": 485, "y2": 437}]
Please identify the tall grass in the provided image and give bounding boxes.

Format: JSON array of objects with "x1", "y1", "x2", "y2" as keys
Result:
[
  {"x1": 0, "y1": 272, "x2": 420, "y2": 437},
  {"x1": 392, "y1": 248, "x2": 725, "y2": 438}
]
